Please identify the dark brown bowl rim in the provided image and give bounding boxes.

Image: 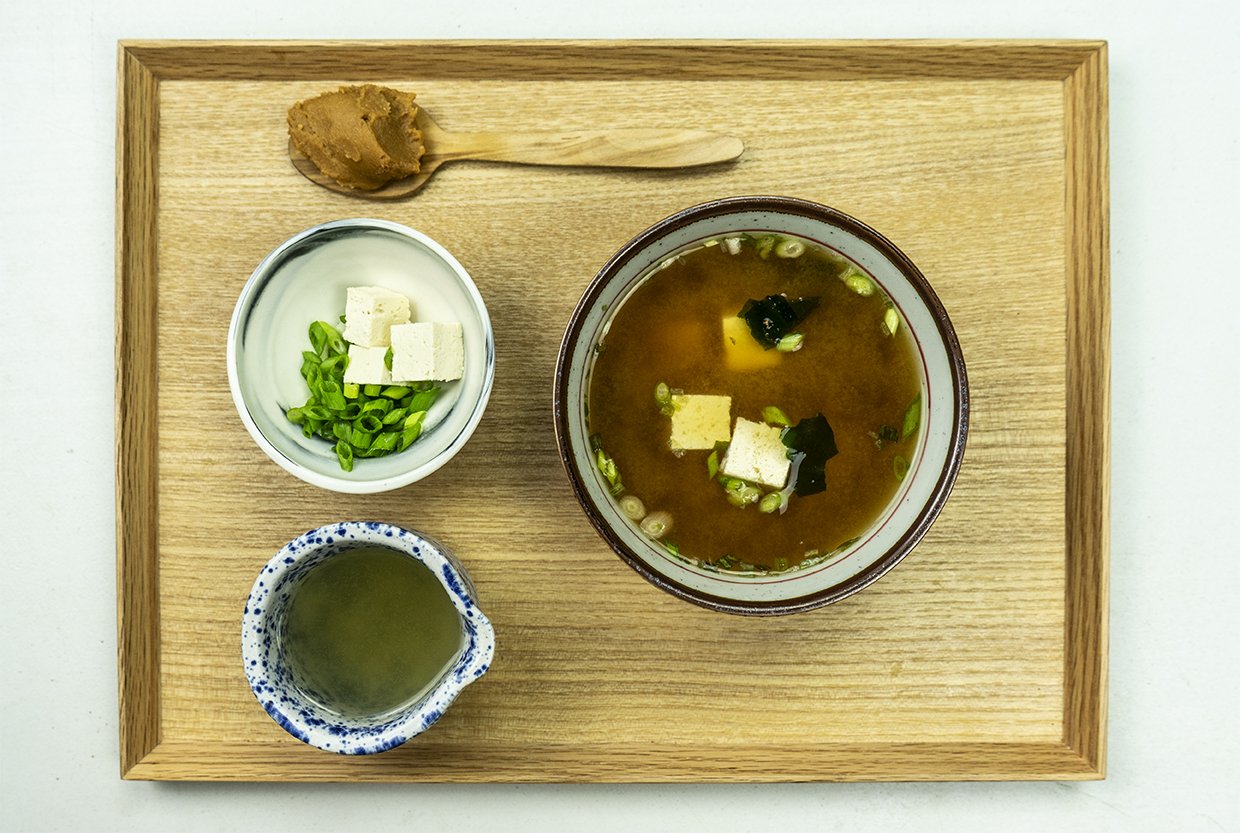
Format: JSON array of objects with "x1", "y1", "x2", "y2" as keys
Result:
[{"x1": 553, "y1": 195, "x2": 969, "y2": 616}]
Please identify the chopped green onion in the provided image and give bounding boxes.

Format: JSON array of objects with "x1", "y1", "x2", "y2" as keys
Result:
[
  {"x1": 894, "y1": 455, "x2": 910, "y2": 481},
  {"x1": 901, "y1": 394, "x2": 921, "y2": 441},
  {"x1": 398, "y1": 423, "x2": 422, "y2": 451},
  {"x1": 843, "y1": 271, "x2": 875, "y2": 296},
  {"x1": 595, "y1": 449, "x2": 619, "y2": 486},
  {"x1": 655, "y1": 382, "x2": 671, "y2": 406},
  {"x1": 334, "y1": 440, "x2": 354, "y2": 472},
  {"x1": 360, "y1": 398, "x2": 392, "y2": 416},
  {"x1": 355, "y1": 414, "x2": 384, "y2": 434},
  {"x1": 715, "y1": 554, "x2": 737, "y2": 570},
  {"x1": 303, "y1": 364, "x2": 323, "y2": 389},
  {"x1": 619, "y1": 495, "x2": 647, "y2": 521},
  {"x1": 776, "y1": 333, "x2": 804, "y2": 352},
  {"x1": 883, "y1": 306, "x2": 900, "y2": 336},
  {"x1": 384, "y1": 347, "x2": 393, "y2": 371},
  {"x1": 288, "y1": 314, "x2": 432, "y2": 470},
  {"x1": 660, "y1": 540, "x2": 681, "y2": 557},
  {"x1": 308, "y1": 322, "x2": 329, "y2": 357},
  {"x1": 309, "y1": 321, "x2": 347, "y2": 358},
  {"x1": 318, "y1": 380, "x2": 346, "y2": 411},
  {"x1": 706, "y1": 449, "x2": 721, "y2": 479},
  {"x1": 639, "y1": 511, "x2": 672, "y2": 539},
  {"x1": 761, "y1": 406, "x2": 791, "y2": 427},
  {"x1": 773, "y1": 557, "x2": 789, "y2": 571},
  {"x1": 759, "y1": 492, "x2": 784, "y2": 514},
  {"x1": 725, "y1": 482, "x2": 761, "y2": 507},
  {"x1": 755, "y1": 236, "x2": 775, "y2": 259},
  {"x1": 407, "y1": 387, "x2": 440, "y2": 413},
  {"x1": 382, "y1": 407, "x2": 408, "y2": 425},
  {"x1": 319, "y1": 354, "x2": 347, "y2": 376},
  {"x1": 774, "y1": 237, "x2": 806, "y2": 258}
]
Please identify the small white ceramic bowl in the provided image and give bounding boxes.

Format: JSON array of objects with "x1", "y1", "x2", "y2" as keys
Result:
[
  {"x1": 227, "y1": 219, "x2": 495, "y2": 493},
  {"x1": 241, "y1": 521, "x2": 495, "y2": 755},
  {"x1": 554, "y1": 196, "x2": 969, "y2": 615}
]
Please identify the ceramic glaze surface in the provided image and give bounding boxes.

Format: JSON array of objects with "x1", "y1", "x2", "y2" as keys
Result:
[
  {"x1": 555, "y1": 197, "x2": 969, "y2": 614},
  {"x1": 226, "y1": 219, "x2": 496, "y2": 494},
  {"x1": 241, "y1": 521, "x2": 495, "y2": 754}
]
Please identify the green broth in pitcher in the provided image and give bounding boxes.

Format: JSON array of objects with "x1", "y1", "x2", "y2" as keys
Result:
[{"x1": 281, "y1": 546, "x2": 464, "y2": 718}]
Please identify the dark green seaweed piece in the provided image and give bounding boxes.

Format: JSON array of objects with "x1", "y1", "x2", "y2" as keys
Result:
[
  {"x1": 737, "y1": 294, "x2": 820, "y2": 349},
  {"x1": 781, "y1": 413, "x2": 839, "y2": 497}
]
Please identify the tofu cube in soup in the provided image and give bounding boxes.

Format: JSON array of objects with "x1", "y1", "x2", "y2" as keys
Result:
[
  {"x1": 341, "y1": 286, "x2": 411, "y2": 347},
  {"x1": 343, "y1": 344, "x2": 393, "y2": 386},
  {"x1": 669, "y1": 394, "x2": 732, "y2": 451},
  {"x1": 721, "y1": 417, "x2": 790, "y2": 489},
  {"x1": 390, "y1": 322, "x2": 465, "y2": 382}
]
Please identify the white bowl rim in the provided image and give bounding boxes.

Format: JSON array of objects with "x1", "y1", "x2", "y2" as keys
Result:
[{"x1": 225, "y1": 218, "x2": 495, "y2": 494}]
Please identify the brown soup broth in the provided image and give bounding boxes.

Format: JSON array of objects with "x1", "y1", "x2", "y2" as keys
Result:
[{"x1": 587, "y1": 234, "x2": 923, "y2": 570}]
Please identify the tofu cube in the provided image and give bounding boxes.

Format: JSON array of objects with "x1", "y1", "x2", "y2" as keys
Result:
[
  {"x1": 390, "y1": 322, "x2": 465, "y2": 382},
  {"x1": 721, "y1": 417, "x2": 791, "y2": 488},
  {"x1": 722, "y1": 316, "x2": 781, "y2": 372},
  {"x1": 342, "y1": 344, "x2": 392, "y2": 386},
  {"x1": 669, "y1": 394, "x2": 732, "y2": 451},
  {"x1": 341, "y1": 286, "x2": 411, "y2": 347}
]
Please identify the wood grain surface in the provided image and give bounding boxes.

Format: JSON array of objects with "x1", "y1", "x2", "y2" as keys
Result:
[{"x1": 116, "y1": 40, "x2": 1109, "y2": 781}]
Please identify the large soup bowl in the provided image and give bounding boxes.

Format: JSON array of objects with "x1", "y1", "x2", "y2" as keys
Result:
[{"x1": 553, "y1": 196, "x2": 969, "y2": 615}]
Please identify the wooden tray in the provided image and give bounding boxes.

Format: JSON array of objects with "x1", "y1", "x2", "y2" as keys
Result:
[{"x1": 116, "y1": 40, "x2": 1109, "y2": 781}]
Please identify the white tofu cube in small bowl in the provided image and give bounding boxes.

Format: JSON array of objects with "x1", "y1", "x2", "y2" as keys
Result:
[
  {"x1": 391, "y1": 322, "x2": 465, "y2": 383},
  {"x1": 227, "y1": 219, "x2": 495, "y2": 493},
  {"x1": 341, "y1": 286, "x2": 411, "y2": 347}
]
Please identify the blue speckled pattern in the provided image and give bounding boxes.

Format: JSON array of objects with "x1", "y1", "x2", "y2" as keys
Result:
[{"x1": 240, "y1": 521, "x2": 496, "y2": 755}]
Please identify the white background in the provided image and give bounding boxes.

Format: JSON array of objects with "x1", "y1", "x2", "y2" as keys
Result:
[{"x1": 2, "y1": 1, "x2": 1238, "y2": 831}]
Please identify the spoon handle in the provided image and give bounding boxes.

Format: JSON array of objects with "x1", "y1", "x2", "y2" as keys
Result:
[{"x1": 440, "y1": 129, "x2": 745, "y2": 169}]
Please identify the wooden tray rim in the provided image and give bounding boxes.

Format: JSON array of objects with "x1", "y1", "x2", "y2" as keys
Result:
[{"x1": 116, "y1": 38, "x2": 1109, "y2": 782}]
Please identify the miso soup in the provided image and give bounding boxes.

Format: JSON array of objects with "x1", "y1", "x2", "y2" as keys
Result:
[{"x1": 586, "y1": 233, "x2": 923, "y2": 573}]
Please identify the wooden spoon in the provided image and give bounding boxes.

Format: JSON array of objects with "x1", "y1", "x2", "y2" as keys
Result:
[{"x1": 289, "y1": 107, "x2": 746, "y2": 200}]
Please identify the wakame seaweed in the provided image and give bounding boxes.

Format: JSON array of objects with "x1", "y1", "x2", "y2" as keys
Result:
[
  {"x1": 781, "y1": 413, "x2": 839, "y2": 496},
  {"x1": 738, "y1": 294, "x2": 820, "y2": 348}
]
